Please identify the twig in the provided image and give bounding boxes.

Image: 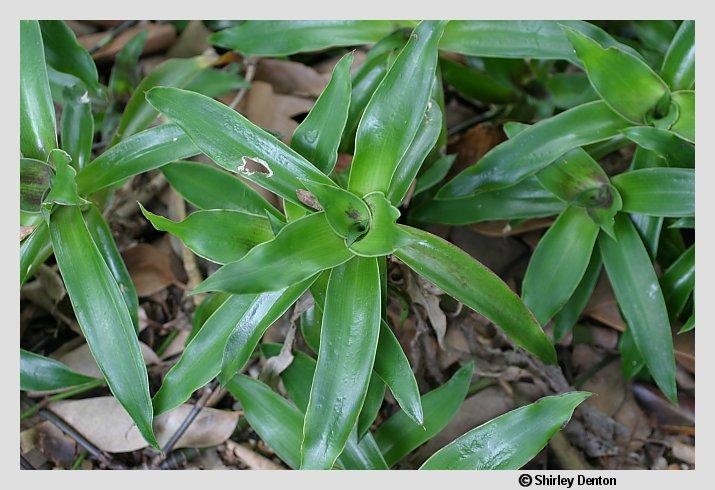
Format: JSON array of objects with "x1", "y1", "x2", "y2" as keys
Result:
[
  {"x1": 152, "y1": 380, "x2": 219, "y2": 467},
  {"x1": 88, "y1": 20, "x2": 139, "y2": 54},
  {"x1": 20, "y1": 455, "x2": 35, "y2": 470},
  {"x1": 109, "y1": 173, "x2": 168, "y2": 219},
  {"x1": 38, "y1": 408, "x2": 123, "y2": 469},
  {"x1": 228, "y1": 57, "x2": 258, "y2": 110}
]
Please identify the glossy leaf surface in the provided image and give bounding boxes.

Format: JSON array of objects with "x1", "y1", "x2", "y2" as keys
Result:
[
  {"x1": 395, "y1": 226, "x2": 556, "y2": 363},
  {"x1": 420, "y1": 392, "x2": 589, "y2": 470},
  {"x1": 21, "y1": 349, "x2": 97, "y2": 392},
  {"x1": 348, "y1": 21, "x2": 446, "y2": 196},
  {"x1": 661, "y1": 20, "x2": 695, "y2": 91},
  {"x1": 140, "y1": 205, "x2": 274, "y2": 265},
  {"x1": 194, "y1": 212, "x2": 352, "y2": 295},
  {"x1": 437, "y1": 101, "x2": 629, "y2": 198},
  {"x1": 612, "y1": 168, "x2": 694, "y2": 217},
  {"x1": 599, "y1": 214, "x2": 677, "y2": 402},
  {"x1": 49, "y1": 205, "x2": 156, "y2": 446},
  {"x1": 375, "y1": 361, "x2": 473, "y2": 467},
  {"x1": 301, "y1": 257, "x2": 381, "y2": 469},
  {"x1": 147, "y1": 87, "x2": 334, "y2": 204},
  {"x1": 522, "y1": 207, "x2": 600, "y2": 325},
  {"x1": 39, "y1": 21, "x2": 99, "y2": 92},
  {"x1": 20, "y1": 20, "x2": 57, "y2": 161}
]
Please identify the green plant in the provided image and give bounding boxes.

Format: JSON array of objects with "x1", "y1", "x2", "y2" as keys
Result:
[
  {"x1": 413, "y1": 21, "x2": 694, "y2": 404},
  {"x1": 22, "y1": 19, "x2": 693, "y2": 471}
]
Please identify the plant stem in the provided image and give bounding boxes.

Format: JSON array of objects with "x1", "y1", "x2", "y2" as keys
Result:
[{"x1": 21, "y1": 378, "x2": 106, "y2": 420}]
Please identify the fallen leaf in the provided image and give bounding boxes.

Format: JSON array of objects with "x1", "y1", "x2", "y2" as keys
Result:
[
  {"x1": 56, "y1": 341, "x2": 159, "y2": 379},
  {"x1": 21, "y1": 421, "x2": 77, "y2": 468},
  {"x1": 122, "y1": 243, "x2": 179, "y2": 296},
  {"x1": 49, "y1": 397, "x2": 239, "y2": 453},
  {"x1": 240, "y1": 80, "x2": 314, "y2": 142},
  {"x1": 584, "y1": 274, "x2": 626, "y2": 331},
  {"x1": 673, "y1": 330, "x2": 694, "y2": 374},
  {"x1": 671, "y1": 441, "x2": 695, "y2": 465},
  {"x1": 78, "y1": 23, "x2": 176, "y2": 62},
  {"x1": 224, "y1": 440, "x2": 284, "y2": 470},
  {"x1": 254, "y1": 58, "x2": 329, "y2": 96},
  {"x1": 167, "y1": 20, "x2": 210, "y2": 58}
]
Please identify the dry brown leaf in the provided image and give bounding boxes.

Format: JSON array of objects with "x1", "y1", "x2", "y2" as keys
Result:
[
  {"x1": 405, "y1": 269, "x2": 447, "y2": 349},
  {"x1": 446, "y1": 123, "x2": 505, "y2": 179},
  {"x1": 584, "y1": 274, "x2": 626, "y2": 331},
  {"x1": 79, "y1": 23, "x2": 177, "y2": 62},
  {"x1": 159, "y1": 329, "x2": 190, "y2": 360},
  {"x1": 254, "y1": 58, "x2": 329, "y2": 96},
  {"x1": 21, "y1": 421, "x2": 77, "y2": 468},
  {"x1": 49, "y1": 397, "x2": 239, "y2": 453},
  {"x1": 241, "y1": 81, "x2": 314, "y2": 142},
  {"x1": 167, "y1": 20, "x2": 211, "y2": 58},
  {"x1": 55, "y1": 341, "x2": 159, "y2": 379},
  {"x1": 224, "y1": 440, "x2": 284, "y2": 470},
  {"x1": 671, "y1": 441, "x2": 695, "y2": 465},
  {"x1": 674, "y1": 330, "x2": 694, "y2": 373},
  {"x1": 20, "y1": 225, "x2": 36, "y2": 241},
  {"x1": 122, "y1": 243, "x2": 179, "y2": 296}
]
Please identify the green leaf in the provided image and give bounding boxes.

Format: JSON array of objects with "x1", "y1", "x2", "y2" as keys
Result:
[
  {"x1": 298, "y1": 181, "x2": 371, "y2": 242},
  {"x1": 440, "y1": 58, "x2": 519, "y2": 104},
  {"x1": 114, "y1": 56, "x2": 212, "y2": 142},
  {"x1": 291, "y1": 53, "x2": 353, "y2": 174},
  {"x1": 545, "y1": 73, "x2": 598, "y2": 109},
  {"x1": 441, "y1": 21, "x2": 640, "y2": 63},
  {"x1": 21, "y1": 20, "x2": 57, "y2": 161},
  {"x1": 183, "y1": 64, "x2": 250, "y2": 98},
  {"x1": 76, "y1": 124, "x2": 199, "y2": 195},
  {"x1": 21, "y1": 158, "x2": 52, "y2": 214},
  {"x1": 622, "y1": 126, "x2": 694, "y2": 167},
  {"x1": 225, "y1": 374, "x2": 304, "y2": 469},
  {"x1": 374, "y1": 321, "x2": 423, "y2": 425},
  {"x1": 612, "y1": 168, "x2": 694, "y2": 217},
  {"x1": 340, "y1": 52, "x2": 390, "y2": 153},
  {"x1": 194, "y1": 212, "x2": 352, "y2": 295},
  {"x1": 419, "y1": 392, "x2": 589, "y2": 470},
  {"x1": 302, "y1": 257, "x2": 381, "y2": 469},
  {"x1": 162, "y1": 161, "x2": 282, "y2": 219},
  {"x1": 414, "y1": 154, "x2": 456, "y2": 196},
  {"x1": 188, "y1": 292, "x2": 230, "y2": 344},
  {"x1": 260, "y1": 344, "x2": 389, "y2": 470},
  {"x1": 670, "y1": 216, "x2": 694, "y2": 229},
  {"x1": 147, "y1": 87, "x2": 334, "y2": 205},
  {"x1": 348, "y1": 21, "x2": 447, "y2": 196},
  {"x1": 140, "y1": 205, "x2": 274, "y2": 265},
  {"x1": 598, "y1": 213, "x2": 677, "y2": 403},
  {"x1": 395, "y1": 226, "x2": 556, "y2": 364},
  {"x1": 210, "y1": 20, "x2": 398, "y2": 56},
  {"x1": 661, "y1": 245, "x2": 695, "y2": 321},
  {"x1": 523, "y1": 207, "x2": 600, "y2": 326},
  {"x1": 386, "y1": 101, "x2": 443, "y2": 205},
  {"x1": 412, "y1": 176, "x2": 565, "y2": 225},
  {"x1": 534, "y1": 148, "x2": 622, "y2": 234},
  {"x1": 375, "y1": 361, "x2": 473, "y2": 467},
  {"x1": 632, "y1": 20, "x2": 676, "y2": 54},
  {"x1": 21, "y1": 349, "x2": 97, "y2": 392},
  {"x1": 679, "y1": 313, "x2": 694, "y2": 334},
  {"x1": 43, "y1": 150, "x2": 85, "y2": 207},
  {"x1": 60, "y1": 84, "x2": 94, "y2": 171},
  {"x1": 84, "y1": 204, "x2": 139, "y2": 331},
  {"x1": 218, "y1": 278, "x2": 315, "y2": 384},
  {"x1": 552, "y1": 248, "x2": 602, "y2": 343},
  {"x1": 348, "y1": 192, "x2": 406, "y2": 257},
  {"x1": 108, "y1": 30, "x2": 146, "y2": 98},
  {"x1": 619, "y1": 327, "x2": 645, "y2": 379},
  {"x1": 437, "y1": 101, "x2": 629, "y2": 199},
  {"x1": 357, "y1": 375, "x2": 387, "y2": 438},
  {"x1": 39, "y1": 21, "x2": 99, "y2": 93},
  {"x1": 661, "y1": 20, "x2": 694, "y2": 91},
  {"x1": 21, "y1": 222, "x2": 52, "y2": 285},
  {"x1": 153, "y1": 294, "x2": 256, "y2": 414},
  {"x1": 49, "y1": 205, "x2": 157, "y2": 447},
  {"x1": 563, "y1": 26, "x2": 670, "y2": 124},
  {"x1": 670, "y1": 91, "x2": 694, "y2": 143}
]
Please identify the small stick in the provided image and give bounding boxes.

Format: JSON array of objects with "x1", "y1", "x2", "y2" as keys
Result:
[
  {"x1": 152, "y1": 380, "x2": 219, "y2": 467},
  {"x1": 229, "y1": 57, "x2": 258, "y2": 110},
  {"x1": 20, "y1": 455, "x2": 35, "y2": 470},
  {"x1": 38, "y1": 408, "x2": 123, "y2": 469}
]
